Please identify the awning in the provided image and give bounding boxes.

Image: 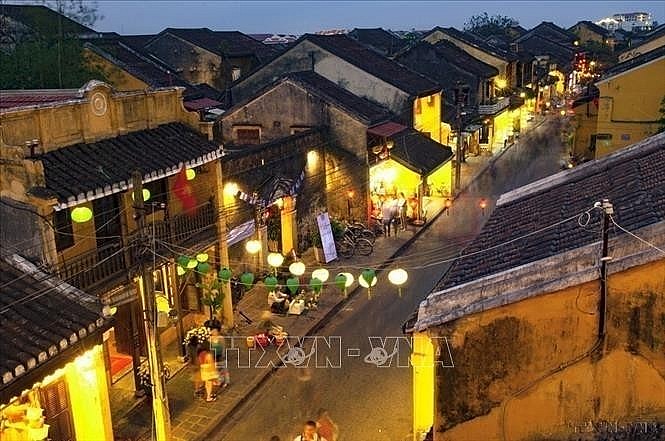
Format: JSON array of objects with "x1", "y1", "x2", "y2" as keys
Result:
[
  {"x1": 184, "y1": 97, "x2": 223, "y2": 111},
  {"x1": 227, "y1": 219, "x2": 255, "y2": 246},
  {"x1": 367, "y1": 121, "x2": 408, "y2": 138},
  {"x1": 388, "y1": 129, "x2": 454, "y2": 176}
]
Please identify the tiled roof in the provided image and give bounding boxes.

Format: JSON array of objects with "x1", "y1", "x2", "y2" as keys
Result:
[
  {"x1": 518, "y1": 21, "x2": 577, "y2": 45},
  {"x1": 514, "y1": 34, "x2": 576, "y2": 69},
  {"x1": 367, "y1": 121, "x2": 408, "y2": 137},
  {"x1": 36, "y1": 122, "x2": 222, "y2": 208},
  {"x1": 425, "y1": 27, "x2": 518, "y2": 62},
  {"x1": 438, "y1": 132, "x2": 665, "y2": 290},
  {"x1": 85, "y1": 39, "x2": 189, "y2": 89},
  {"x1": 388, "y1": 128, "x2": 453, "y2": 175},
  {"x1": 183, "y1": 97, "x2": 223, "y2": 111},
  {"x1": 161, "y1": 28, "x2": 277, "y2": 62},
  {"x1": 570, "y1": 20, "x2": 611, "y2": 37},
  {"x1": 599, "y1": 44, "x2": 665, "y2": 82},
  {"x1": 286, "y1": 71, "x2": 391, "y2": 125},
  {"x1": 119, "y1": 34, "x2": 158, "y2": 50},
  {"x1": 348, "y1": 28, "x2": 408, "y2": 56},
  {"x1": 303, "y1": 34, "x2": 441, "y2": 96},
  {"x1": 432, "y1": 40, "x2": 499, "y2": 77},
  {"x1": 0, "y1": 254, "x2": 110, "y2": 402},
  {"x1": 0, "y1": 4, "x2": 97, "y2": 37},
  {"x1": 0, "y1": 90, "x2": 81, "y2": 110}
]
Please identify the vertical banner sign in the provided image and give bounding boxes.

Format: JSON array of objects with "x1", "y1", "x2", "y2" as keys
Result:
[{"x1": 316, "y1": 212, "x2": 338, "y2": 263}]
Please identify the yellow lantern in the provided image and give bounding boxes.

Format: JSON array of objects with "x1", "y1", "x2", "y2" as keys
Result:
[
  {"x1": 311, "y1": 268, "x2": 329, "y2": 283},
  {"x1": 131, "y1": 188, "x2": 151, "y2": 202},
  {"x1": 245, "y1": 239, "x2": 262, "y2": 254},
  {"x1": 388, "y1": 268, "x2": 408, "y2": 297},
  {"x1": 176, "y1": 265, "x2": 186, "y2": 276},
  {"x1": 196, "y1": 253, "x2": 209, "y2": 263},
  {"x1": 70, "y1": 206, "x2": 93, "y2": 223},
  {"x1": 186, "y1": 168, "x2": 196, "y2": 180},
  {"x1": 289, "y1": 261, "x2": 306, "y2": 276},
  {"x1": 186, "y1": 258, "x2": 198, "y2": 269}
]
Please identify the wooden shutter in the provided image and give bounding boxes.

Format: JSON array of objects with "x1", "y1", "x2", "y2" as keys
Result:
[{"x1": 39, "y1": 377, "x2": 75, "y2": 441}]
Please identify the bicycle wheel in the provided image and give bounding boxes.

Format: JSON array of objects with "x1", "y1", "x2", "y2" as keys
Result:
[
  {"x1": 359, "y1": 229, "x2": 376, "y2": 244},
  {"x1": 336, "y1": 240, "x2": 354, "y2": 258},
  {"x1": 355, "y1": 238, "x2": 374, "y2": 256}
]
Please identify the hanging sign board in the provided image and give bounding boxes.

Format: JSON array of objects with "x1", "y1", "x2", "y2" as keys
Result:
[{"x1": 316, "y1": 212, "x2": 337, "y2": 263}]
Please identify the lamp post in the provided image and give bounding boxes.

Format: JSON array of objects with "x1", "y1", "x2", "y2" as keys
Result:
[{"x1": 347, "y1": 190, "x2": 354, "y2": 220}]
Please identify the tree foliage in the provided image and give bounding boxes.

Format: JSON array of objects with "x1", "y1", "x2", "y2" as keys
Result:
[
  {"x1": 39, "y1": 0, "x2": 102, "y2": 26},
  {"x1": 0, "y1": 38, "x2": 107, "y2": 89},
  {"x1": 464, "y1": 13, "x2": 519, "y2": 38}
]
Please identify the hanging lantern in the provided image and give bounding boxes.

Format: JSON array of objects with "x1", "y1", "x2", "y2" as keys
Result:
[
  {"x1": 71, "y1": 206, "x2": 93, "y2": 223},
  {"x1": 311, "y1": 268, "x2": 329, "y2": 283},
  {"x1": 359, "y1": 269, "x2": 377, "y2": 298},
  {"x1": 196, "y1": 253, "x2": 209, "y2": 263},
  {"x1": 267, "y1": 252, "x2": 284, "y2": 269},
  {"x1": 286, "y1": 277, "x2": 300, "y2": 295},
  {"x1": 240, "y1": 272, "x2": 255, "y2": 289},
  {"x1": 245, "y1": 239, "x2": 262, "y2": 254},
  {"x1": 186, "y1": 258, "x2": 198, "y2": 269},
  {"x1": 176, "y1": 265, "x2": 186, "y2": 276},
  {"x1": 177, "y1": 255, "x2": 190, "y2": 268},
  {"x1": 131, "y1": 188, "x2": 151, "y2": 202},
  {"x1": 336, "y1": 272, "x2": 354, "y2": 297},
  {"x1": 186, "y1": 168, "x2": 196, "y2": 180},
  {"x1": 309, "y1": 277, "x2": 323, "y2": 294},
  {"x1": 218, "y1": 267, "x2": 232, "y2": 282},
  {"x1": 197, "y1": 262, "x2": 211, "y2": 274},
  {"x1": 264, "y1": 275, "x2": 278, "y2": 291},
  {"x1": 289, "y1": 261, "x2": 306, "y2": 276},
  {"x1": 388, "y1": 268, "x2": 408, "y2": 297}
]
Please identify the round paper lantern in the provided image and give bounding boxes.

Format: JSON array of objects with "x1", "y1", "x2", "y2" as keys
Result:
[
  {"x1": 311, "y1": 268, "x2": 329, "y2": 283},
  {"x1": 335, "y1": 273, "x2": 347, "y2": 292},
  {"x1": 267, "y1": 252, "x2": 284, "y2": 268},
  {"x1": 196, "y1": 253, "x2": 209, "y2": 263},
  {"x1": 340, "y1": 272, "x2": 354, "y2": 288},
  {"x1": 186, "y1": 258, "x2": 198, "y2": 269},
  {"x1": 177, "y1": 255, "x2": 190, "y2": 268},
  {"x1": 359, "y1": 269, "x2": 377, "y2": 298},
  {"x1": 289, "y1": 261, "x2": 306, "y2": 276},
  {"x1": 264, "y1": 275, "x2": 278, "y2": 291},
  {"x1": 186, "y1": 168, "x2": 196, "y2": 180},
  {"x1": 286, "y1": 277, "x2": 300, "y2": 295},
  {"x1": 176, "y1": 265, "x2": 186, "y2": 276},
  {"x1": 131, "y1": 189, "x2": 151, "y2": 202},
  {"x1": 240, "y1": 272, "x2": 255, "y2": 289},
  {"x1": 218, "y1": 267, "x2": 232, "y2": 282},
  {"x1": 309, "y1": 277, "x2": 323, "y2": 294},
  {"x1": 71, "y1": 206, "x2": 93, "y2": 223},
  {"x1": 197, "y1": 262, "x2": 211, "y2": 274},
  {"x1": 388, "y1": 268, "x2": 408, "y2": 297},
  {"x1": 245, "y1": 239, "x2": 261, "y2": 254}
]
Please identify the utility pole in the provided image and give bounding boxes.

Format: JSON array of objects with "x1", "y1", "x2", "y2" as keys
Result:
[
  {"x1": 454, "y1": 82, "x2": 464, "y2": 193},
  {"x1": 598, "y1": 199, "x2": 613, "y2": 342},
  {"x1": 132, "y1": 171, "x2": 171, "y2": 441}
]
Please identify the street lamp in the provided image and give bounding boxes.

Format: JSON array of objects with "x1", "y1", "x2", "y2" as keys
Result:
[
  {"x1": 479, "y1": 198, "x2": 487, "y2": 216},
  {"x1": 444, "y1": 198, "x2": 452, "y2": 216}
]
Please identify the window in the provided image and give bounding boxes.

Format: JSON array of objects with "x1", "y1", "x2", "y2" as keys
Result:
[
  {"x1": 54, "y1": 209, "x2": 74, "y2": 252},
  {"x1": 234, "y1": 126, "x2": 261, "y2": 145},
  {"x1": 290, "y1": 126, "x2": 311, "y2": 134},
  {"x1": 232, "y1": 67, "x2": 241, "y2": 81},
  {"x1": 596, "y1": 133, "x2": 612, "y2": 149}
]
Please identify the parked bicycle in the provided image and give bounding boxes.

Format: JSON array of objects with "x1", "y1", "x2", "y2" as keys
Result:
[
  {"x1": 335, "y1": 228, "x2": 373, "y2": 258},
  {"x1": 345, "y1": 221, "x2": 377, "y2": 244}
]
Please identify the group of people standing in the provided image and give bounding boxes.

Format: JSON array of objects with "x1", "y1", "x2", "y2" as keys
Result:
[{"x1": 378, "y1": 192, "x2": 408, "y2": 237}]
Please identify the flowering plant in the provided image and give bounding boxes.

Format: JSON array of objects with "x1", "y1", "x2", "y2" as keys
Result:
[
  {"x1": 137, "y1": 362, "x2": 171, "y2": 392},
  {"x1": 183, "y1": 326, "x2": 211, "y2": 347}
]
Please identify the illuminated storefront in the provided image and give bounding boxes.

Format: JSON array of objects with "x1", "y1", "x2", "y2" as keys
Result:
[{"x1": 1, "y1": 255, "x2": 113, "y2": 441}]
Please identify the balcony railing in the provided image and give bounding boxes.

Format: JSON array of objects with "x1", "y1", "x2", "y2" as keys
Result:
[
  {"x1": 478, "y1": 97, "x2": 510, "y2": 115},
  {"x1": 57, "y1": 201, "x2": 217, "y2": 294}
]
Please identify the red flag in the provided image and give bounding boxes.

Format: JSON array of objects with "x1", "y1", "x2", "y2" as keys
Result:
[{"x1": 172, "y1": 167, "x2": 197, "y2": 215}]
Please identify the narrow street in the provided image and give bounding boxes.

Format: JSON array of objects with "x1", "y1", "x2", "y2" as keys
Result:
[{"x1": 214, "y1": 116, "x2": 569, "y2": 440}]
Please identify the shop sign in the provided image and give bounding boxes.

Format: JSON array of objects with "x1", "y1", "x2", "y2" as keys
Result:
[{"x1": 316, "y1": 213, "x2": 337, "y2": 263}]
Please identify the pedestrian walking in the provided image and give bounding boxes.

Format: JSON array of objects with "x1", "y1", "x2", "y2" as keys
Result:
[
  {"x1": 397, "y1": 192, "x2": 407, "y2": 231},
  {"x1": 209, "y1": 328, "x2": 230, "y2": 388},
  {"x1": 293, "y1": 420, "x2": 327, "y2": 441},
  {"x1": 198, "y1": 348, "x2": 218, "y2": 402},
  {"x1": 381, "y1": 197, "x2": 394, "y2": 237},
  {"x1": 316, "y1": 409, "x2": 338, "y2": 441}
]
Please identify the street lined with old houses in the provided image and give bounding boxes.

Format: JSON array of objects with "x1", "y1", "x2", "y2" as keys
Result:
[{"x1": 1, "y1": 3, "x2": 664, "y2": 441}]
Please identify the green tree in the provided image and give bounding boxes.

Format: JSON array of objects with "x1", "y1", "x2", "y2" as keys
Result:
[
  {"x1": 40, "y1": 0, "x2": 102, "y2": 27},
  {"x1": 657, "y1": 96, "x2": 665, "y2": 134},
  {"x1": 580, "y1": 40, "x2": 617, "y2": 67},
  {"x1": 464, "y1": 13, "x2": 519, "y2": 38}
]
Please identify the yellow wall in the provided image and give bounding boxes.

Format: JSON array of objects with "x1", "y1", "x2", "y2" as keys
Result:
[
  {"x1": 427, "y1": 162, "x2": 452, "y2": 197},
  {"x1": 572, "y1": 99, "x2": 599, "y2": 159},
  {"x1": 370, "y1": 158, "x2": 421, "y2": 197},
  {"x1": 414, "y1": 93, "x2": 443, "y2": 143},
  {"x1": 428, "y1": 257, "x2": 665, "y2": 441},
  {"x1": 492, "y1": 109, "x2": 513, "y2": 149},
  {"x1": 84, "y1": 49, "x2": 150, "y2": 91},
  {"x1": 412, "y1": 332, "x2": 435, "y2": 440},
  {"x1": 595, "y1": 57, "x2": 665, "y2": 157}
]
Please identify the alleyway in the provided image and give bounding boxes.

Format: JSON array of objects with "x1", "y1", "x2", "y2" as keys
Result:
[{"x1": 212, "y1": 116, "x2": 570, "y2": 440}]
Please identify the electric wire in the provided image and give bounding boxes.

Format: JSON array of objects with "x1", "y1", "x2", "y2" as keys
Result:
[{"x1": 609, "y1": 215, "x2": 665, "y2": 255}]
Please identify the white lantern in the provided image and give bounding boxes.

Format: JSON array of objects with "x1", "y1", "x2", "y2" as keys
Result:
[
  {"x1": 245, "y1": 239, "x2": 262, "y2": 255},
  {"x1": 311, "y1": 268, "x2": 330, "y2": 283},
  {"x1": 267, "y1": 252, "x2": 284, "y2": 268},
  {"x1": 340, "y1": 272, "x2": 354, "y2": 288},
  {"x1": 388, "y1": 268, "x2": 408, "y2": 297},
  {"x1": 289, "y1": 261, "x2": 306, "y2": 276}
]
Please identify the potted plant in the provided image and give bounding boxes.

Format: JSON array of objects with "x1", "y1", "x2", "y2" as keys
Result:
[
  {"x1": 310, "y1": 228, "x2": 324, "y2": 263},
  {"x1": 137, "y1": 362, "x2": 171, "y2": 397},
  {"x1": 183, "y1": 326, "x2": 211, "y2": 363},
  {"x1": 198, "y1": 278, "x2": 224, "y2": 330}
]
